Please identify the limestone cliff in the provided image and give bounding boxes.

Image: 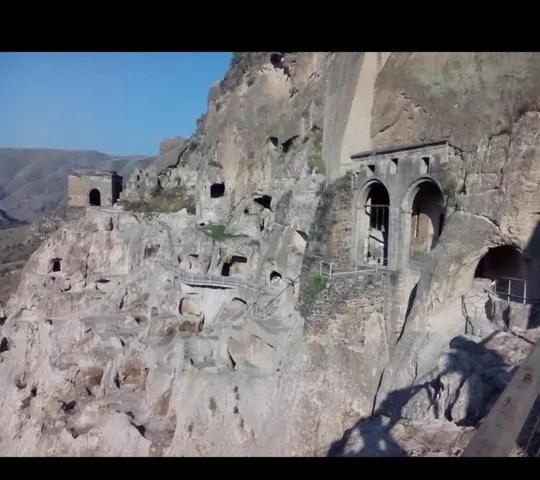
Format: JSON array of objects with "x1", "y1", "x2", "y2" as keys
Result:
[{"x1": 1, "y1": 52, "x2": 540, "y2": 456}]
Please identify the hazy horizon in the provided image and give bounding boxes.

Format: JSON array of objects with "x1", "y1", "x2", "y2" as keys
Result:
[{"x1": 0, "y1": 52, "x2": 232, "y2": 156}]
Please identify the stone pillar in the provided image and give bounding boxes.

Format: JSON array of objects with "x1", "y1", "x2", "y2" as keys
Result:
[
  {"x1": 387, "y1": 206, "x2": 401, "y2": 270},
  {"x1": 398, "y1": 208, "x2": 413, "y2": 271}
]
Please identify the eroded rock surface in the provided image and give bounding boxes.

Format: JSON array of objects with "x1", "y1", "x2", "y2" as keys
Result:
[{"x1": 2, "y1": 52, "x2": 540, "y2": 456}]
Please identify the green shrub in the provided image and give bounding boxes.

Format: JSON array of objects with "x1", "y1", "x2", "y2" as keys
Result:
[
  {"x1": 201, "y1": 223, "x2": 246, "y2": 242},
  {"x1": 206, "y1": 224, "x2": 230, "y2": 241},
  {"x1": 306, "y1": 128, "x2": 325, "y2": 174},
  {"x1": 121, "y1": 186, "x2": 196, "y2": 215},
  {"x1": 230, "y1": 52, "x2": 251, "y2": 68},
  {"x1": 309, "y1": 152, "x2": 326, "y2": 175},
  {"x1": 307, "y1": 274, "x2": 327, "y2": 304}
]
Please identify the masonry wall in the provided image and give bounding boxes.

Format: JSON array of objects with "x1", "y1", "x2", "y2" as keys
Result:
[
  {"x1": 299, "y1": 173, "x2": 406, "y2": 345},
  {"x1": 302, "y1": 273, "x2": 384, "y2": 339},
  {"x1": 302, "y1": 174, "x2": 354, "y2": 270},
  {"x1": 351, "y1": 143, "x2": 455, "y2": 271},
  {"x1": 68, "y1": 174, "x2": 121, "y2": 207}
]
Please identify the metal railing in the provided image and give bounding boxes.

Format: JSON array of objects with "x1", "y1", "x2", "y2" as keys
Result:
[
  {"x1": 149, "y1": 259, "x2": 266, "y2": 294},
  {"x1": 494, "y1": 276, "x2": 531, "y2": 305},
  {"x1": 217, "y1": 303, "x2": 248, "y2": 323},
  {"x1": 319, "y1": 259, "x2": 389, "y2": 281},
  {"x1": 148, "y1": 259, "x2": 293, "y2": 320},
  {"x1": 365, "y1": 204, "x2": 389, "y2": 232},
  {"x1": 471, "y1": 277, "x2": 540, "y2": 306}
]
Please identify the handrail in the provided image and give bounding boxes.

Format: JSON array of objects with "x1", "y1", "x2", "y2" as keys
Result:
[
  {"x1": 259, "y1": 274, "x2": 301, "y2": 311},
  {"x1": 468, "y1": 285, "x2": 540, "y2": 305},
  {"x1": 149, "y1": 259, "x2": 267, "y2": 294},
  {"x1": 494, "y1": 276, "x2": 528, "y2": 305},
  {"x1": 319, "y1": 259, "x2": 389, "y2": 280},
  {"x1": 218, "y1": 304, "x2": 248, "y2": 323},
  {"x1": 149, "y1": 259, "x2": 278, "y2": 319}
]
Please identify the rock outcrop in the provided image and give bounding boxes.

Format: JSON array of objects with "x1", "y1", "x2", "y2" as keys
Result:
[{"x1": 1, "y1": 52, "x2": 540, "y2": 456}]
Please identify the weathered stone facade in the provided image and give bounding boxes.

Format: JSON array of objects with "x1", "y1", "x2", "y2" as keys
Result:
[
  {"x1": 67, "y1": 170, "x2": 123, "y2": 208},
  {"x1": 302, "y1": 273, "x2": 384, "y2": 336},
  {"x1": 350, "y1": 141, "x2": 454, "y2": 271}
]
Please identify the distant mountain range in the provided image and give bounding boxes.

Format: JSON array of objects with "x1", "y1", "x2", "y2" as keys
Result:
[
  {"x1": 0, "y1": 148, "x2": 154, "y2": 221},
  {"x1": 0, "y1": 208, "x2": 21, "y2": 228}
]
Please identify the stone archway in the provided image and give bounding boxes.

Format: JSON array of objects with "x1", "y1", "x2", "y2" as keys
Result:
[
  {"x1": 89, "y1": 188, "x2": 101, "y2": 207},
  {"x1": 475, "y1": 245, "x2": 529, "y2": 302},
  {"x1": 404, "y1": 179, "x2": 444, "y2": 259},
  {"x1": 355, "y1": 180, "x2": 390, "y2": 266}
]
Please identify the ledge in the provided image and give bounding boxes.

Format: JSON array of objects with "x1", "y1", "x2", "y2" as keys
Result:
[{"x1": 351, "y1": 139, "x2": 451, "y2": 160}]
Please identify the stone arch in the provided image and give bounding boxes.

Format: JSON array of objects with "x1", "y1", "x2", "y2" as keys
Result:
[
  {"x1": 354, "y1": 179, "x2": 390, "y2": 266},
  {"x1": 88, "y1": 188, "x2": 101, "y2": 207},
  {"x1": 403, "y1": 177, "x2": 445, "y2": 257},
  {"x1": 474, "y1": 245, "x2": 530, "y2": 303}
]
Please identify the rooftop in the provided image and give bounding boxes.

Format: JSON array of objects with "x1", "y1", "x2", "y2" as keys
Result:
[
  {"x1": 351, "y1": 139, "x2": 452, "y2": 160},
  {"x1": 69, "y1": 169, "x2": 120, "y2": 177}
]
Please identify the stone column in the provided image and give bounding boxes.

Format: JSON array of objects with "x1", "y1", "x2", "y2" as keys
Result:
[
  {"x1": 398, "y1": 208, "x2": 413, "y2": 271},
  {"x1": 387, "y1": 206, "x2": 401, "y2": 270}
]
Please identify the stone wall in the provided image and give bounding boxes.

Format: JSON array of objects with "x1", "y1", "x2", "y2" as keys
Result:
[
  {"x1": 302, "y1": 174, "x2": 354, "y2": 269},
  {"x1": 67, "y1": 173, "x2": 122, "y2": 208},
  {"x1": 350, "y1": 141, "x2": 454, "y2": 271},
  {"x1": 298, "y1": 174, "x2": 355, "y2": 320},
  {"x1": 303, "y1": 273, "x2": 384, "y2": 338}
]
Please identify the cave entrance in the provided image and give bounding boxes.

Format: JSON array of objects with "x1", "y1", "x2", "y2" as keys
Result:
[
  {"x1": 409, "y1": 181, "x2": 444, "y2": 256},
  {"x1": 221, "y1": 255, "x2": 248, "y2": 277},
  {"x1": 51, "y1": 258, "x2": 62, "y2": 273},
  {"x1": 188, "y1": 254, "x2": 200, "y2": 273},
  {"x1": 253, "y1": 194, "x2": 272, "y2": 210},
  {"x1": 210, "y1": 183, "x2": 225, "y2": 198},
  {"x1": 89, "y1": 189, "x2": 101, "y2": 207},
  {"x1": 357, "y1": 181, "x2": 389, "y2": 266},
  {"x1": 270, "y1": 271, "x2": 282, "y2": 285},
  {"x1": 475, "y1": 246, "x2": 530, "y2": 303}
]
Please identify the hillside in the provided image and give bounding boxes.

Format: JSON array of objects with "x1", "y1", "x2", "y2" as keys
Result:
[
  {"x1": 0, "y1": 148, "x2": 154, "y2": 221},
  {"x1": 0, "y1": 208, "x2": 21, "y2": 228},
  {"x1": 0, "y1": 53, "x2": 539, "y2": 457}
]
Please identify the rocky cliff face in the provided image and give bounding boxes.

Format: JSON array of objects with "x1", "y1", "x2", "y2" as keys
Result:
[{"x1": 1, "y1": 52, "x2": 540, "y2": 456}]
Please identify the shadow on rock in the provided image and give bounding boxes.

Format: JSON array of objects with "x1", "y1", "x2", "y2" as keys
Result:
[{"x1": 328, "y1": 333, "x2": 510, "y2": 457}]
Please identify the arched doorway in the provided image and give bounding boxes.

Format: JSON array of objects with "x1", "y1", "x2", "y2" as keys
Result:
[
  {"x1": 475, "y1": 245, "x2": 529, "y2": 303},
  {"x1": 89, "y1": 189, "x2": 101, "y2": 207},
  {"x1": 356, "y1": 181, "x2": 390, "y2": 266},
  {"x1": 408, "y1": 180, "x2": 444, "y2": 256}
]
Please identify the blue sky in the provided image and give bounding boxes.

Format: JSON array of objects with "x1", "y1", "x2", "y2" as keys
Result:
[{"x1": 0, "y1": 52, "x2": 232, "y2": 156}]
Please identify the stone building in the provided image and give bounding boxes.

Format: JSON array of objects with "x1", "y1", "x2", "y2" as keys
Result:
[
  {"x1": 302, "y1": 139, "x2": 540, "y2": 340},
  {"x1": 300, "y1": 140, "x2": 457, "y2": 340},
  {"x1": 67, "y1": 170, "x2": 123, "y2": 208},
  {"x1": 349, "y1": 140, "x2": 451, "y2": 271}
]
